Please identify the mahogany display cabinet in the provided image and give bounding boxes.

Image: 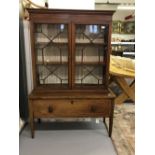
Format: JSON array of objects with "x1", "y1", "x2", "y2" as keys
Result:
[{"x1": 27, "y1": 9, "x2": 115, "y2": 138}]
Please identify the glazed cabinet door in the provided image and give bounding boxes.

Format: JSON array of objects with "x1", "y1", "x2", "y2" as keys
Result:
[
  {"x1": 33, "y1": 22, "x2": 72, "y2": 89},
  {"x1": 72, "y1": 23, "x2": 110, "y2": 89}
]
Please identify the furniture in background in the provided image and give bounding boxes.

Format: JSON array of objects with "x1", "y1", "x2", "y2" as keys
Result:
[
  {"x1": 111, "y1": 41, "x2": 135, "y2": 59},
  {"x1": 27, "y1": 9, "x2": 115, "y2": 138},
  {"x1": 110, "y1": 55, "x2": 135, "y2": 104},
  {"x1": 112, "y1": 21, "x2": 135, "y2": 59}
]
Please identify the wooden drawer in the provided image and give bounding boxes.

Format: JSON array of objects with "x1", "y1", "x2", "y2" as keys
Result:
[{"x1": 32, "y1": 99, "x2": 111, "y2": 117}]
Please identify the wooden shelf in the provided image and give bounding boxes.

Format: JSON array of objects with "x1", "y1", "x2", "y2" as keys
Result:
[
  {"x1": 36, "y1": 38, "x2": 68, "y2": 43},
  {"x1": 76, "y1": 39, "x2": 105, "y2": 45},
  {"x1": 75, "y1": 61, "x2": 105, "y2": 65},
  {"x1": 37, "y1": 61, "x2": 68, "y2": 65},
  {"x1": 36, "y1": 39, "x2": 106, "y2": 46},
  {"x1": 35, "y1": 42, "x2": 68, "y2": 47},
  {"x1": 75, "y1": 43, "x2": 107, "y2": 46}
]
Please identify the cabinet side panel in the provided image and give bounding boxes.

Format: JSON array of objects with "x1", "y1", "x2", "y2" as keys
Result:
[{"x1": 105, "y1": 22, "x2": 112, "y2": 88}]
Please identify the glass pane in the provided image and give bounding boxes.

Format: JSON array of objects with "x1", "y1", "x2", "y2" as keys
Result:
[
  {"x1": 75, "y1": 65, "x2": 103, "y2": 85},
  {"x1": 34, "y1": 23, "x2": 69, "y2": 85},
  {"x1": 38, "y1": 65, "x2": 68, "y2": 84},
  {"x1": 75, "y1": 24, "x2": 107, "y2": 86},
  {"x1": 75, "y1": 25, "x2": 107, "y2": 43},
  {"x1": 75, "y1": 45, "x2": 104, "y2": 63}
]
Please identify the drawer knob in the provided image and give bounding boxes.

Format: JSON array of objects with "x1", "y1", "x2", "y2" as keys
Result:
[
  {"x1": 91, "y1": 106, "x2": 96, "y2": 112},
  {"x1": 48, "y1": 106, "x2": 53, "y2": 113},
  {"x1": 71, "y1": 100, "x2": 74, "y2": 104}
]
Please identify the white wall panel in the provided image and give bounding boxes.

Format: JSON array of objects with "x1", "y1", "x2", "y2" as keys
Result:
[
  {"x1": 23, "y1": 20, "x2": 33, "y2": 94},
  {"x1": 49, "y1": 0, "x2": 95, "y2": 9}
]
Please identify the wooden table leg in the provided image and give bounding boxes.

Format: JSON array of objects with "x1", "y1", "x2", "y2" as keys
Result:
[
  {"x1": 115, "y1": 81, "x2": 135, "y2": 104},
  {"x1": 114, "y1": 77, "x2": 135, "y2": 101},
  {"x1": 115, "y1": 92, "x2": 129, "y2": 104}
]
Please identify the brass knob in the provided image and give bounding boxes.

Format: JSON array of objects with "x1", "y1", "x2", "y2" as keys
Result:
[{"x1": 48, "y1": 106, "x2": 53, "y2": 113}]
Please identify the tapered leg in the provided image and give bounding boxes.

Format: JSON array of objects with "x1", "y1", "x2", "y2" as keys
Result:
[
  {"x1": 109, "y1": 99, "x2": 115, "y2": 137},
  {"x1": 30, "y1": 118, "x2": 34, "y2": 138},
  {"x1": 103, "y1": 117, "x2": 105, "y2": 123},
  {"x1": 38, "y1": 118, "x2": 41, "y2": 124},
  {"x1": 109, "y1": 116, "x2": 113, "y2": 137},
  {"x1": 29, "y1": 99, "x2": 34, "y2": 138}
]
